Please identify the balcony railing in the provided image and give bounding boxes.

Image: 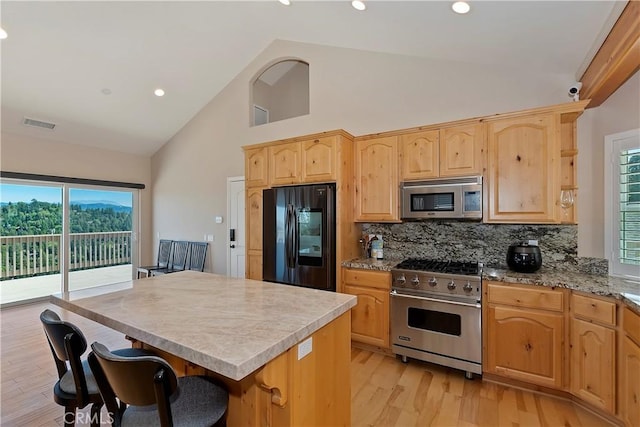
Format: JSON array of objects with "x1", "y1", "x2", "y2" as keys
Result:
[{"x1": 0, "y1": 231, "x2": 132, "y2": 280}]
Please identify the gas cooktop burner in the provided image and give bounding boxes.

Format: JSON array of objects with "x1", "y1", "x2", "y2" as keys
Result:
[{"x1": 394, "y1": 258, "x2": 480, "y2": 276}]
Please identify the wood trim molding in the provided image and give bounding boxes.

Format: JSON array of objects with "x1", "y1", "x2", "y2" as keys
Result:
[{"x1": 580, "y1": 0, "x2": 640, "y2": 108}]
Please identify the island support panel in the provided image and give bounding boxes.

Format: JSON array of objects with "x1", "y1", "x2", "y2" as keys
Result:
[{"x1": 131, "y1": 311, "x2": 352, "y2": 426}]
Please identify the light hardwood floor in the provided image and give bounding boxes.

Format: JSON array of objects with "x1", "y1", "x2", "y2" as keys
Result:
[{"x1": 1, "y1": 302, "x2": 611, "y2": 426}]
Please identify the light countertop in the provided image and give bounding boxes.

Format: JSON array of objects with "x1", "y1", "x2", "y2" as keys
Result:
[
  {"x1": 342, "y1": 258, "x2": 640, "y2": 314},
  {"x1": 50, "y1": 271, "x2": 356, "y2": 381}
]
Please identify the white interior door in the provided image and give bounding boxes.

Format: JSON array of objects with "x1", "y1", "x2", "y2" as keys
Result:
[{"x1": 227, "y1": 177, "x2": 245, "y2": 278}]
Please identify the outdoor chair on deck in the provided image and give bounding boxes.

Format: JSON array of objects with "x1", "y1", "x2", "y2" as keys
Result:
[
  {"x1": 150, "y1": 240, "x2": 189, "y2": 276},
  {"x1": 88, "y1": 341, "x2": 228, "y2": 427},
  {"x1": 187, "y1": 242, "x2": 208, "y2": 272},
  {"x1": 137, "y1": 239, "x2": 173, "y2": 278},
  {"x1": 40, "y1": 309, "x2": 154, "y2": 427}
]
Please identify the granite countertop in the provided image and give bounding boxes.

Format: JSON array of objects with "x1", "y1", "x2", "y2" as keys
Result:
[
  {"x1": 342, "y1": 258, "x2": 640, "y2": 314},
  {"x1": 50, "y1": 270, "x2": 356, "y2": 381}
]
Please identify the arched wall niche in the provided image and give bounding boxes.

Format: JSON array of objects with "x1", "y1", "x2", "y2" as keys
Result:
[{"x1": 250, "y1": 58, "x2": 309, "y2": 127}]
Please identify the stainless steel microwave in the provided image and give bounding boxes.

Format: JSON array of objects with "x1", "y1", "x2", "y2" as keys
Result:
[{"x1": 401, "y1": 176, "x2": 482, "y2": 220}]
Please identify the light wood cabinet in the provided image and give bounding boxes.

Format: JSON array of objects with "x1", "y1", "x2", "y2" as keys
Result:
[
  {"x1": 342, "y1": 268, "x2": 391, "y2": 348},
  {"x1": 439, "y1": 123, "x2": 484, "y2": 177},
  {"x1": 354, "y1": 136, "x2": 399, "y2": 222},
  {"x1": 485, "y1": 114, "x2": 560, "y2": 223},
  {"x1": 245, "y1": 147, "x2": 269, "y2": 188},
  {"x1": 619, "y1": 307, "x2": 640, "y2": 427},
  {"x1": 301, "y1": 136, "x2": 337, "y2": 183},
  {"x1": 570, "y1": 317, "x2": 615, "y2": 412},
  {"x1": 268, "y1": 137, "x2": 337, "y2": 186},
  {"x1": 569, "y1": 293, "x2": 617, "y2": 412},
  {"x1": 560, "y1": 116, "x2": 578, "y2": 223},
  {"x1": 269, "y1": 142, "x2": 301, "y2": 186},
  {"x1": 398, "y1": 124, "x2": 484, "y2": 181},
  {"x1": 483, "y1": 102, "x2": 588, "y2": 224},
  {"x1": 399, "y1": 130, "x2": 439, "y2": 180},
  {"x1": 484, "y1": 281, "x2": 565, "y2": 389},
  {"x1": 243, "y1": 130, "x2": 359, "y2": 287},
  {"x1": 245, "y1": 187, "x2": 264, "y2": 280}
]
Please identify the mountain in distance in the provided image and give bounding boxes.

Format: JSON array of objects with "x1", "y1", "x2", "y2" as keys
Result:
[
  {"x1": 0, "y1": 200, "x2": 131, "y2": 213},
  {"x1": 71, "y1": 200, "x2": 132, "y2": 213}
]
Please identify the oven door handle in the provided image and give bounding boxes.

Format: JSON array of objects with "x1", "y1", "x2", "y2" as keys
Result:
[{"x1": 390, "y1": 290, "x2": 481, "y2": 309}]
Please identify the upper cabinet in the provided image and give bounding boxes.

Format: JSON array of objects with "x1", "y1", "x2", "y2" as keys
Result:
[
  {"x1": 301, "y1": 136, "x2": 337, "y2": 183},
  {"x1": 355, "y1": 136, "x2": 399, "y2": 222},
  {"x1": 399, "y1": 130, "x2": 439, "y2": 180},
  {"x1": 399, "y1": 123, "x2": 484, "y2": 181},
  {"x1": 245, "y1": 147, "x2": 269, "y2": 188},
  {"x1": 485, "y1": 114, "x2": 559, "y2": 223},
  {"x1": 269, "y1": 141, "x2": 301, "y2": 186},
  {"x1": 484, "y1": 101, "x2": 588, "y2": 224},
  {"x1": 439, "y1": 123, "x2": 485, "y2": 177},
  {"x1": 268, "y1": 137, "x2": 338, "y2": 186}
]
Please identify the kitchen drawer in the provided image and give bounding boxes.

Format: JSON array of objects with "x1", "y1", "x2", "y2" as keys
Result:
[
  {"x1": 343, "y1": 268, "x2": 390, "y2": 290},
  {"x1": 624, "y1": 306, "x2": 640, "y2": 346},
  {"x1": 486, "y1": 281, "x2": 564, "y2": 312},
  {"x1": 571, "y1": 293, "x2": 616, "y2": 327}
]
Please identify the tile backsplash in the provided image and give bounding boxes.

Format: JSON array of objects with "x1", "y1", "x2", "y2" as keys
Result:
[{"x1": 361, "y1": 221, "x2": 608, "y2": 275}]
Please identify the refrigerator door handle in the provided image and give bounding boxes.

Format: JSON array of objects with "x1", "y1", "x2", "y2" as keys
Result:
[{"x1": 285, "y1": 204, "x2": 295, "y2": 268}]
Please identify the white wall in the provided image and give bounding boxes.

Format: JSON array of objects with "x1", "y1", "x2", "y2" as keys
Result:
[
  {"x1": 577, "y1": 71, "x2": 640, "y2": 258},
  {"x1": 152, "y1": 39, "x2": 578, "y2": 274},
  {"x1": 0, "y1": 131, "x2": 153, "y2": 263}
]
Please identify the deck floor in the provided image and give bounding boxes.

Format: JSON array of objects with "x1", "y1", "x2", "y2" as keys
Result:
[{"x1": 0, "y1": 265, "x2": 132, "y2": 305}]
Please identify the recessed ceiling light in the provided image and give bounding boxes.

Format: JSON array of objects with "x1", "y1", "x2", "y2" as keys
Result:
[
  {"x1": 0, "y1": 28, "x2": 7, "y2": 40},
  {"x1": 352, "y1": 0, "x2": 366, "y2": 11},
  {"x1": 278, "y1": 0, "x2": 290, "y2": 5},
  {"x1": 452, "y1": 1, "x2": 470, "y2": 14},
  {"x1": 154, "y1": 88, "x2": 165, "y2": 97}
]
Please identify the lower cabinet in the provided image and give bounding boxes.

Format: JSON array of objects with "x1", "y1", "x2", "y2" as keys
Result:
[
  {"x1": 485, "y1": 304, "x2": 564, "y2": 389},
  {"x1": 570, "y1": 317, "x2": 615, "y2": 412},
  {"x1": 569, "y1": 293, "x2": 616, "y2": 413},
  {"x1": 342, "y1": 268, "x2": 390, "y2": 349},
  {"x1": 619, "y1": 307, "x2": 640, "y2": 427},
  {"x1": 484, "y1": 281, "x2": 565, "y2": 389}
]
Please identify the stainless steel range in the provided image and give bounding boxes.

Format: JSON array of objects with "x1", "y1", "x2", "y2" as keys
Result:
[{"x1": 390, "y1": 258, "x2": 482, "y2": 378}]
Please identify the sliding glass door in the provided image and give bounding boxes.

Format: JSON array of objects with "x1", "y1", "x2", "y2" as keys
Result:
[
  {"x1": 68, "y1": 186, "x2": 136, "y2": 291},
  {"x1": 0, "y1": 181, "x2": 63, "y2": 304},
  {"x1": 0, "y1": 179, "x2": 139, "y2": 304}
]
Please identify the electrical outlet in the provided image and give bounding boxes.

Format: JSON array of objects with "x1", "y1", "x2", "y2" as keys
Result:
[
  {"x1": 207, "y1": 234, "x2": 214, "y2": 242},
  {"x1": 297, "y1": 337, "x2": 312, "y2": 360}
]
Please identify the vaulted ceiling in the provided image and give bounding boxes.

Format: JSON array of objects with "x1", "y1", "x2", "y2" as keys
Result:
[{"x1": 0, "y1": 1, "x2": 625, "y2": 156}]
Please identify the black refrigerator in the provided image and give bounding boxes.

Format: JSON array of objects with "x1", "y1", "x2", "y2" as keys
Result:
[{"x1": 263, "y1": 183, "x2": 336, "y2": 291}]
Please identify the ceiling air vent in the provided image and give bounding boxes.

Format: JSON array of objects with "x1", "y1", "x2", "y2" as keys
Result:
[{"x1": 23, "y1": 117, "x2": 56, "y2": 130}]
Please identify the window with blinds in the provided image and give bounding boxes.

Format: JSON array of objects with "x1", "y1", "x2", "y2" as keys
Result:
[{"x1": 619, "y1": 148, "x2": 640, "y2": 266}]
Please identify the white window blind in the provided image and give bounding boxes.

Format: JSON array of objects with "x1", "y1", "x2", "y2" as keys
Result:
[
  {"x1": 605, "y1": 129, "x2": 640, "y2": 278},
  {"x1": 619, "y1": 148, "x2": 640, "y2": 266}
]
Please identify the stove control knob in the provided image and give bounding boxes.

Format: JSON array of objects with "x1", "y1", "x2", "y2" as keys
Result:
[
  {"x1": 428, "y1": 278, "x2": 438, "y2": 287},
  {"x1": 447, "y1": 281, "x2": 456, "y2": 290},
  {"x1": 396, "y1": 275, "x2": 406, "y2": 285},
  {"x1": 411, "y1": 276, "x2": 420, "y2": 287},
  {"x1": 463, "y1": 282, "x2": 473, "y2": 293}
]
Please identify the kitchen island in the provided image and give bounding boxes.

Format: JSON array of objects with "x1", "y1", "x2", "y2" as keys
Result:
[{"x1": 51, "y1": 270, "x2": 357, "y2": 426}]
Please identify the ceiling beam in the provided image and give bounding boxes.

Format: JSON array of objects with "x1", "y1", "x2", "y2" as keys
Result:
[{"x1": 579, "y1": 0, "x2": 640, "y2": 108}]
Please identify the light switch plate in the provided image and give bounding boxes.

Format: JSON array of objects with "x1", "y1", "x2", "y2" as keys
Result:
[
  {"x1": 215, "y1": 216, "x2": 223, "y2": 224},
  {"x1": 297, "y1": 337, "x2": 312, "y2": 360}
]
